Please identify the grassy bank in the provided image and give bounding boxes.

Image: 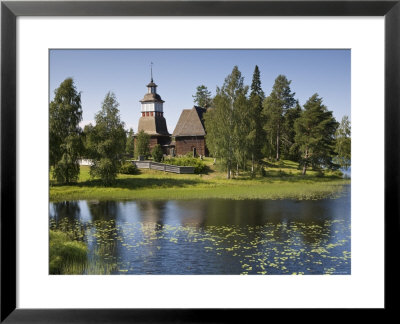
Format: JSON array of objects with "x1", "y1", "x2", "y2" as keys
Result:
[
  {"x1": 49, "y1": 230, "x2": 87, "y2": 274},
  {"x1": 50, "y1": 159, "x2": 350, "y2": 202}
]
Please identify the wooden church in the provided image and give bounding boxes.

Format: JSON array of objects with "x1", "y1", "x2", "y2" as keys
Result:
[
  {"x1": 135, "y1": 73, "x2": 207, "y2": 157},
  {"x1": 172, "y1": 106, "x2": 208, "y2": 157}
]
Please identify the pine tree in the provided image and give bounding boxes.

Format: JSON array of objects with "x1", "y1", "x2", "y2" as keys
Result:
[
  {"x1": 248, "y1": 65, "x2": 265, "y2": 173},
  {"x1": 49, "y1": 78, "x2": 83, "y2": 183},
  {"x1": 262, "y1": 75, "x2": 296, "y2": 161},
  {"x1": 250, "y1": 65, "x2": 265, "y2": 100},
  {"x1": 281, "y1": 100, "x2": 302, "y2": 161},
  {"x1": 294, "y1": 94, "x2": 339, "y2": 175},
  {"x1": 193, "y1": 85, "x2": 212, "y2": 108}
]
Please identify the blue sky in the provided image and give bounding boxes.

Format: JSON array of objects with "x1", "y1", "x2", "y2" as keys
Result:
[{"x1": 49, "y1": 49, "x2": 350, "y2": 132}]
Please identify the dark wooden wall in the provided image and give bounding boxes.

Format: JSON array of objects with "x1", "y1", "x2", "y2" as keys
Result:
[{"x1": 175, "y1": 136, "x2": 206, "y2": 156}]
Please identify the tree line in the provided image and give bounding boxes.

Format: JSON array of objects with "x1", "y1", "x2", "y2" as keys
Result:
[
  {"x1": 50, "y1": 67, "x2": 351, "y2": 185},
  {"x1": 197, "y1": 66, "x2": 351, "y2": 179}
]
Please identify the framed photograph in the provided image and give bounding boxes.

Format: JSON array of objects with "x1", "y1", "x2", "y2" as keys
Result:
[{"x1": 1, "y1": 0, "x2": 398, "y2": 322}]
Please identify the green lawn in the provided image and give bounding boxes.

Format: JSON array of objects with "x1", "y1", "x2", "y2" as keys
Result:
[{"x1": 50, "y1": 159, "x2": 350, "y2": 202}]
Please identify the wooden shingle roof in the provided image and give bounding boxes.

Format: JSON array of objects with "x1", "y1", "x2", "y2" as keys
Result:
[
  {"x1": 140, "y1": 92, "x2": 164, "y2": 103},
  {"x1": 138, "y1": 116, "x2": 170, "y2": 136},
  {"x1": 172, "y1": 106, "x2": 207, "y2": 137}
]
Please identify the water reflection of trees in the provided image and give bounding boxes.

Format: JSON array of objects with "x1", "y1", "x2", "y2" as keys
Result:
[
  {"x1": 88, "y1": 201, "x2": 119, "y2": 222},
  {"x1": 87, "y1": 201, "x2": 120, "y2": 273},
  {"x1": 267, "y1": 206, "x2": 333, "y2": 246},
  {"x1": 135, "y1": 201, "x2": 168, "y2": 264},
  {"x1": 178, "y1": 199, "x2": 335, "y2": 247},
  {"x1": 136, "y1": 201, "x2": 167, "y2": 228},
  {"x1": 49, "y1": 201, "x2": 85, "y2": 240},
  {"x1": 292, "y1": 203, "x2": 333, "y2": 246},
  {"x1": 50, "y1": 201, "x2": 81, "y2": 225},
  {"x1": 49, "y1": 196, "x2": 348, "y2": 274},
  {"x1": 202, "y1": 200, "x2": 266, "y2": 227},
  {"x1": 172, "y1": 199, "x2": 272, "y2": 229}
]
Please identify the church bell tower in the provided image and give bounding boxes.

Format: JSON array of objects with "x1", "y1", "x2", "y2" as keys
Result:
[
  {"x1": 137, "y1": 65, "x2": 170, "y2": 151},
  {"x1": 139, "y1": 79, "x2": 165, "y2": 118}
]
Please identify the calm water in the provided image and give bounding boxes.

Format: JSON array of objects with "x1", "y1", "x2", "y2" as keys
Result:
[{"x1": 49, "y1": 185, "x2": 351, "y2": 275}]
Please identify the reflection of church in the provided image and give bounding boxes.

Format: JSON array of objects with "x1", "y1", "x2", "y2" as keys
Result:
[{"x1": 134, "y1": 73, "x2": 207, "y2": 157}]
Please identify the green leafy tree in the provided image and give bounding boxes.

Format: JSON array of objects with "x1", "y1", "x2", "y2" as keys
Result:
[
  {"x1": 233, "y1": 93, "x2": 251, "y2": 173},
  {"x1": 49, "y1": 78, "x2": 83, "y2": 183},
  {"x1": 135, "y1": 130, "x2": 150, "y2": 158},
  {"x1": 152, "y1": 144, "x2": 163, "y2": 162},
  {"x1": 204, "y1": 94, "x2": 233, "y2": 178},
  {"x1": 193, "y1": 85, "x2": 213, "y2": 108},
  {"x1": 220, "y1": 66, "x2": 248, "y2": 102},
  {"x1": 125, "y1": 128, "x2": 135, "y2": 157},
  {"x1": 204, "y1": 66, "x2": 248, "y2": 179},
  {"x1": 224, "y1": 66, "x2": 249, "y2": 176},
  {"x1": 334, "y1": 115, "x2": 351, "y2": 170},
  {"x1": 262, "y1": 75, "x2": 296, "y2": 161},
  {"x1": 294, "y1": 94, "x2": 339, "y2": 175},
  {"x1": 52, "y1": 136, "x2": 84, "y2": 184},
  {"x1": 203, "y1": 107, "x2": 218, "y2": 158},
  {"x1": 85, "y1": 92, "x2": 126, "y2": 185}
]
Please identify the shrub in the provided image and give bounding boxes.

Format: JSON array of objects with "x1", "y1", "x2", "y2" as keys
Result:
[
  {"x1": 325, "y1": 169, "x2": 344, "y2": 178},
  {"x1": 119, "y1": 162, "x2": 138, "y2": 175},
  {"x1": 334, "y1": 170, "x2": 344, "y2": 177},
  {"x1": 90, "y1": 158, "x2": 118, "y2": 186},
  {"x1": 163, "y1": 157, "x2": 208, "y2": 174},
  {"x1": 152, "y1": 144, "x2": 163, "y2": 162},
  {"x1": 261, "y1": 167, "x2": 267, "y2": 177},
  {"x1": 278, "y1": 169, "x2": 286, "y2": 177}
]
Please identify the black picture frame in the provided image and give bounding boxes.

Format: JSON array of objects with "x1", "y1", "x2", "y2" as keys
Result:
[{"x1": 1, "y1": 0, "x2": 399, "y2": 322}]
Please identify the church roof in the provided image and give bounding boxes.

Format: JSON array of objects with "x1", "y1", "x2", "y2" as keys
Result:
[
  {"x1": 140, "y1": 92, "x2": 164, "y2": 103},
  {"x1": 147, "y1": 81, "x2": 157, "y2": 87},
  {"x1": 138, "y1": 116, "x2": 170, "y2": 136},
  {"x1": 172, "y1": 106, "x2": 207, "y2": 137}
]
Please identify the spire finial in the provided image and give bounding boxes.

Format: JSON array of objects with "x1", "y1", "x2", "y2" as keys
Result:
[{"x1": 150, "y1": 62, "x2": 153, "y2": 82}]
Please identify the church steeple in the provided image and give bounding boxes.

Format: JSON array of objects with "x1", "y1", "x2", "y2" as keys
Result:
[
  {"x1": 146, "y1": 80, "x2": 157, "y2": 95},
  {"x1": 140, "y1": 70, "x2": 165, "y2": 117},
  {"x1": 137, "y1": 71, "x2": 169, "y2": 136}
]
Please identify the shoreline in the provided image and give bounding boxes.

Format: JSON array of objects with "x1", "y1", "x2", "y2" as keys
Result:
[
  {"x1": 50, "y1": 170, "x2": 350, "y2": 203},
  {"x1": 50, "y1": 186, "x2": 350, "y2": 203}
]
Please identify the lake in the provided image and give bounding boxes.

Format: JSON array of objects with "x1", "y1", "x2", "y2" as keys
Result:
[{"x1": 49, "y1": 185, "x2": 350, "y2": 275}]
